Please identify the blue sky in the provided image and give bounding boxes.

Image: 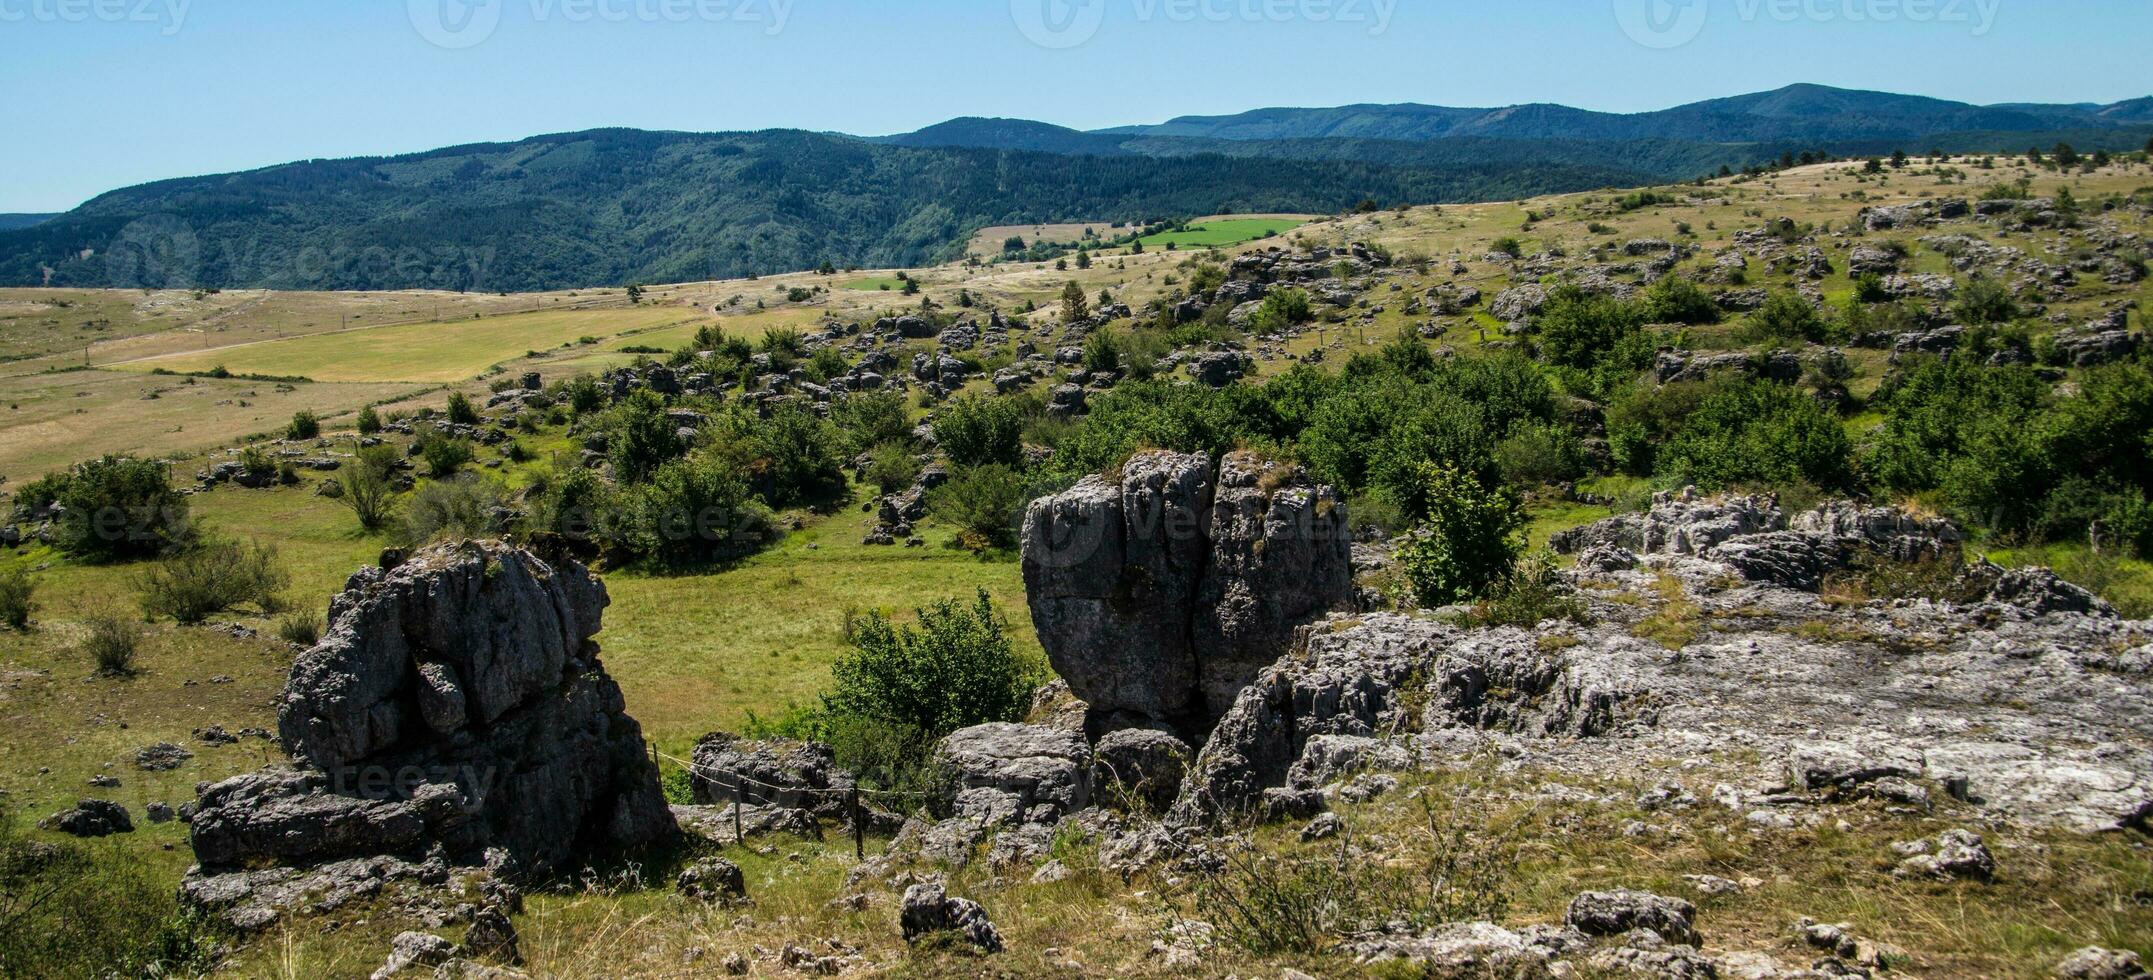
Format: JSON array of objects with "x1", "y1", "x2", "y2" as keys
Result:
[{"x1": 1, "y1": 0, "x2": 2147, "y2": 211}]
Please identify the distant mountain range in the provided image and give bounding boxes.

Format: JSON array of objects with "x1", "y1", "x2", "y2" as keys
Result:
[{"x1": 4, "y1": 85, "x2": 2147, "y2": 292}]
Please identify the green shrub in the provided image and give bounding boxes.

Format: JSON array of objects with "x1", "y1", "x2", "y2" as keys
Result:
[
  {"x1": 445, "y1": 391, "x2": 480, "y2": 425},
  {"x1": 863, "y1": 441, "x2": 922, "y2": 495},
  {"x1": 1395, "y1": 465, "x2": 1527, "y2": 607},
  {"x1": 82, "y1": 616, "x2": 141, "y2": 676},
  {"x1": 1660, "y1": 378, "x2": 1853, "y2": 492},
  {"x1": 820, "y1": 591, "x2": 1041, "y2": 779},
  {"x1": 934, "y1": 395, "x2": 1028, "y2": 468},
  {"x1": 337, "y1": 444, "x2": 403, "y2": 532},
  {"x1": 927, "y1": 464, "x2": 1032, "y2": 548},
  {"x1": 1534, "y1": 286, "x2": 1645, "y2": 369},
  {"x1": 830, "y1": 390, "x2": 913, "y2": 454},
  {"x1": 286, "y1": 409, "x2": 320, "y2": 441},
  {"x1": 563, "y1": 375, "x2": 606, "y2": 416},
  {"x1": 1641, "y1": 274, "x2": 1720, "y2": 325},
  {"x1": 1495, "y1": 420, "x2": 1586, "y2": 486},
  {"x1": 1083, "y1": 329, "x2": 1123, "y2": 373},
  {"x1": 613, "y1": 454, "x2": 775, "y2": 566},
  {"x1": 1952, "y1": 275, "x2": 2020, "y2": 325},
  {"x1": 1745, "y1": 291, "x2": 1830, "y2": 343},
  {"x1": 416, "y1": 429, "x2": 474, "y2": 477},
  {"x1": 136, "y1": 538, "x2": 289, "y2": 624},
  {"x1": 719, "y1": 401, "x2": 848, "y2": 507},
  {"x1": 275, "y1": 608, "x2": 323, "y2": 647},
  {"x1": 355, "y1": 404, "x2": 382, "y2": 435},
  {"x1": 607, "y1": 389, "x2": 683, "y2": 484},
  {"x1": 396, "y1": 474, "x2": 508, "y2": 547},
  {"x1": 0, "y1": 567, "x2": 34, "y2": 630},
  {"x1": 1249, "y1": 287, "x2": 1314, "y2": 333},
  {"x1": 39, "y1": 455, "x2": 192, "y2": 562}
]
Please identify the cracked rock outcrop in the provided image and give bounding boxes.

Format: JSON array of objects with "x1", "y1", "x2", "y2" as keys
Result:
[
  {"x1": 1021, "y1": 450, "x2": 1351, "y2": 732},
  {"x1": 1170, "y1": 493, "x2": 2152, "y2": 834},
  {"x1": 183, "y1": 542, "x2": 675, "y2": 929}
]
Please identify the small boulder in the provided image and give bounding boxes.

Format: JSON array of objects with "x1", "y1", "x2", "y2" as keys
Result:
[
  {"x1": 899, "y1": 882, "x2": 1004, "y2": 953},
  {"x1": 41, "y1": 799, "x2": 133, "y2": 837},
  {"x1": 676, "y1": 857, "x2": 749, "y2": 904},
  {"x1": 1565, "y1": 889, "x2": 1700, "y2": 946},
  {"x1": 370, "y1": 931, "x2": 456, "y2": 980},
  {"x1": 1894, "y1": 828, "x2": 1996, "y2": 882},
  {"x1": 2055, "y1": 946, "x2": 2148, "y2": 980}
]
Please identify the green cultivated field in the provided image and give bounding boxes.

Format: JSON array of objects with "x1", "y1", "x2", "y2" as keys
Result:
[
  {"x1": 116, "y1": 307, "x2": 708, "y2": 383},
  {"x1": 1136, "y1": 216, "x2": 1306, "y2": 248},
  {"x1": 839, "y1": 276, "x2": 907, "y2": 291}
]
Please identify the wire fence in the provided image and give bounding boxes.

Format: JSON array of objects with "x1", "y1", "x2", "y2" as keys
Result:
[{"x1": 647, "y1": 745, "x2": 946, "y2": 859}]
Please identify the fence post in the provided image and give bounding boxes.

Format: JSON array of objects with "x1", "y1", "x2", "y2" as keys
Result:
[
  {"x1": 851, "y1": 787, "x2": 864, "y2": 861},
  {"x1": 732, "y1": 780, "x2": 745, "y2": 846}
]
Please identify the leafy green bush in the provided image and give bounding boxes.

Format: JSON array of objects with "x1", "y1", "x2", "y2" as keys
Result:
[
  {"x1": 136, "y1": 538, "x2": 290, "y2": 624},
  {"x1": 445, "y1": 391, "x2": 480, "y2": 425},
  {"x1": 355, "y1": 404, "x2": 383, "y2": 435},
  {"x1": 1745, "y1": 291, "x2": 1830, "y2": 343},
  {"x1": 862, "y1": 441, "x2": 922, "y2": 495},
  {"x1": 1952, "y1": 275, "x2": 2020, "y2": 325},
  {"x1": 34, "y1": 455, "x2": 191, "y2": 562},
  {"x1": 1659, "y1": 378, "x2": 1853, "y2": 492},
  {"x1": 286, "y1": 409, "x2": 320, "y2": 440},
  {"x1": 415, "y1": 429, "x2": 474, "y2": 477},
  {"x1": 1083, "y1": 329, "x2": 1123, "y2": 373},
  {"x1": 613, "y1": 454, "x2": 775, "y2": 566},
  {"x1": 820, "y1": 591, "x2": 1041, "y2": 775},
  {"x1": 1248, "y1": 287, "x2": 1314, "y2": 333},
  {"x1": 726, "y1": 401, "x2": 847, "y2": 507},
  {"x1": 1495, "y1": 420, "x2": 1586, "y2": 486},
  {"x1": 926, "y1": 464, "x2": 1032, "y2": 548},
  {"x1": 1395, "y1": 464, "x2": 1527, "y2": 607},
  {"x1": 1641, "y1": 274, "x2": 1720, "y2": 325},
  {"x1": 0, "y1": 567, "x2": 34, "y2": 630},
  {"x1": 607, "y1": 389, "x2": 684, "y2": 484},
  {"x1": 1534, "y1": 286, "x2": 1645, "y2": 369},
  {"x1": 337, "y1": 444, "x2": 403, "y2": 532},
  {"x1": 830, "y1": 390, "x2": 912, "y2": 454},
  {"x1": 933, "y1": 395, "x2": 1028, "y2": 468},
  {"x1": 396, "y1": 474, "x2": 508, "y2": 547}
]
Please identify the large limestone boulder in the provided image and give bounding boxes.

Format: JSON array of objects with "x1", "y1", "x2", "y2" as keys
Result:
[
  {"x1": 1022, "y1": 450, "x2": 1350, "y2": 730},
  {"x1": 186, "y1": 541, "x2": 675, "y2": 924}
]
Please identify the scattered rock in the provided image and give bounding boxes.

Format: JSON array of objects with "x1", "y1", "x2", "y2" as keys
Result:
[
  {"x1": 1566, "y1": 889, "x2": 1700, "y2": 945},
  {"x1": 41, "y1": 799, "x2": 133, "y2": 837},
  {"x1": 899, "y1": 882, "x2": 1003, "y2": 953},
  {"x1": 676, "y1": 858, "x2": 748, "y2": 904}
]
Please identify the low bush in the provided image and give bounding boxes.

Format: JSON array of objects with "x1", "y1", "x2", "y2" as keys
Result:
[
  {"x1": 926, "y1": 464, "x2": 1032, "y2": 549},
  {"x1": 286, "y1": 409, "x2": 320, "y2": 440},
  {"x1": 82, "y1": 617, "x2": 141, "y2": 676},
  {"x1": 396, "y1": 474, "x2": 509, "y2": 547},
  {"x1": 1464, "y1": 552, "x2": 1590, "y2": 628},
  {"x1": 0, "y1": 567, "x2": 34, "y2": 630},
  {"x1": 933, "y1": 395, "x2": 1028, "y2": 468},
  {"x1": 445, "y1": 391, "x2": 481, "y2": 425},
  {"x1": 337, "y1": 444, "x2": 403, "y2": 532},
  {"x1": 1394, "y1": 464, "x2": 1527, "y2": 607},
  {"x1": 275, "y1": 608, "x2": 323, "y2": 647},
  {"x1": 136, "y1": 538, "x2": 290, "y2": 624},
  {"x1": 862, "y1": 441, "x2": 922, "y2": 496},
  {"x1": 819, "y1": 591, "x2": 1042, "y2": 780},
  {"x1": 416, "y1": 429, "x2": 474, "y2": 477},
  {"x1": 29, "y1": 455, "x2": 192, "y2": 562}
]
